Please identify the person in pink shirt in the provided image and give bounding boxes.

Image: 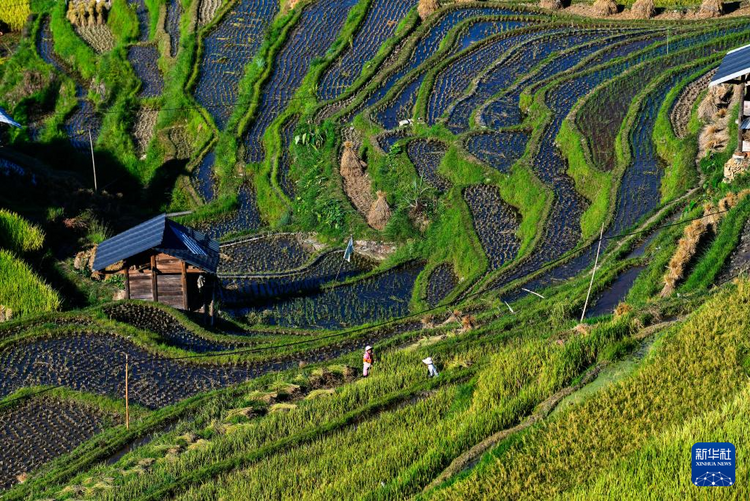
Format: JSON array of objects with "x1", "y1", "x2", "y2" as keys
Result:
[{"x1": 363, "y1": 345, "x2": 374, "y2": 377}]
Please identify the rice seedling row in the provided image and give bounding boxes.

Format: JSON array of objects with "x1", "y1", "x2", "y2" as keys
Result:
[
  {"x1": 342, "y1": 8, "x2": 524, "y2": 124},
  {"x1": 219, "y1": 233, "x2": 313, "y2": 274},
  {"x1": 75, "y1": 25, "x2": 116, "y2": 54},
  {"x1": 425, "y1": 263, "x2": 458, "y2": 307},
  {"x1": 193, "y1": 0, "x2": 279, "y2": 130},
  {"x1": 463, "y1": 131, "x2": 528, "y2": 175},
  {"x1": 490, "y1": 35, "x2": 728, "y2": 294},
  {"x1": 200, "y1": 184, "x2": 262, "y2": 239},
  {"x1": 132, "y1": 107, "x2": 158, "y2": 155},
  {"x1": 669, "y1": 68, "x2": 714, "y2": 139},
  {"x1": 36, "y1": 18, "x2": 100, "y2": 150},
  {"x1": 104, "y1": 303, "x2": 250, "y2": 353},
  {"x1": 576, "y1": 30, "x2": 748, "y2": 173},
  {"x1": 191, "y1": 150, "x2": 217, "y2": 202},
  {"x1": 220, "y1": 251, "x2": 373, "y2": 303},
  {"x1": 232, "y1": 261, "x2": 424, "y2": 329},
  {"x1": 243, "y1": 0, "x2": 359, "y2": 163},
  {"x1": 486, "y1": 36, "x2": 663, "y2": 292},
  {"x1": 479, "y1": 33, "x2": 638, "y2": 130},
  {"x1": 278, "y1": 115, "x2": 299, "y2": 199},
  {"x1": 317, "y1": 0, "x2": 417, "y2": 102},
  {"x1": 444, "y1": 30, "x2": 602, "y2": 134},
  {"x1": 0, "y1": 397, "x2": 114, "y2": 490},
  {"x1": 128, "y1": 45, "x2": 164, "y2": 98},
  {"x1": 464, "y1": 185, "x2": 520, "y2": 271},
  {"x1": 166, "y1": 0, "x2": 183, "y2": 57},
  {"x1": 129, "y1": 0, "x2": 151, "y2": 42},
  {"x1": 375, "y1": 129, "x2": 411, "y2": 153},
  {"x1": 608, "y1": 69, "x2": 694, "y2": 236},
  {"x1": 0, "y1": 316, "x2": 95, "y2": 340},
  {"x1": 0, "y1": 333, "x2": 263, "y2": 408},
  {"x1": 373, "y1": 19, "x2": 532, "y2": 129},
  {"x1": 427, "y1": 26, "x2": 563, "y2": 126},
  {"x1": 406, "y1": 139, "x2": 450, "y2": 192},
  {"x1": 717, "y1": 216, "x2": 750, "y2": 283},
  {"x1": 584, "y1": 265, "x2": 645, "y2": 318}
]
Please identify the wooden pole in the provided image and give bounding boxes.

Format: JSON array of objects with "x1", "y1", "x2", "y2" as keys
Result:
[
  {"x1": 738, "y1": 81, "x2": 746, "y2": 155},
  {"x1": 123, "y1": 267, "x2": 130, "y2": 300},
  {"x1": 125, "y1": 353, "x2": 129, "y2": 430},
  {"x1": 89, "y1": 129, "x2": 97, "y2": 192},
  {"x1": 150, "y1": 255, "x2": 158, "y2": 303},
  {"x1": 181, "y1": 261, "x2": 188, "y2": 310},
  {"x1": 580, "y1": 223, "x2": 606, "y2": 323}
]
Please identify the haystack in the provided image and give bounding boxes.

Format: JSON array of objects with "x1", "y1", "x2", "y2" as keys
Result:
[
  {"x1": 630, "y1": 0, "x2": 655, "y2": 18},
  {"x1": 697, "y1": 98, "x2": 719, "y2": 122},
  {"x1": 698, "y1": 0, "x2": 723, "y2": 17},
  {"x1": 541, "y1": 0, "x2": 564, "y2": 9},
  {"x1": 340, "y1": 141, "x2": 365, "y2": 178},
  {"x1": 660, "y1": 218, "x2": 707, "y2": 297},
  {"x1": 592, "y1": 0, "x2": 618, "y2": 16},
  {"x1": 540, "y1": 0, "x2": 563, "y2": 9},
  {"x1": 659, "y1": 193, "x2": 750, "y2": 297},
  {"x1": 418, "y1": 0, "x2": 439, "y2": 20},
  {"x1": 367, "y1": 191, "x2": 392, "y2": 230}
]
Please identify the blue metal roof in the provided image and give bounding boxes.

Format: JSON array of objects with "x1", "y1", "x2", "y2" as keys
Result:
[
  {"x1": 711, "y1": 43, "x2": 750, "y2": 87},
  {"x1": 92, "y1": 214, "x2": 219, "y2": 273}
]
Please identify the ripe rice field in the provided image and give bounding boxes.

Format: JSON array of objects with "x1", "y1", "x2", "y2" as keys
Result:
[{"x1": 4, "y1": 1, "x2": 750, "y2": 495}]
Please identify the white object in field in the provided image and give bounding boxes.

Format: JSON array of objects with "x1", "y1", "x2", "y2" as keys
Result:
[{"x1": 743, "y1": 141, "x2": 750, "y2": 152}]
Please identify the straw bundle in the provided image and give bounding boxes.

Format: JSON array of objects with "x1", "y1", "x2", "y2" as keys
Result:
[
  {"x1": 592, "y1": 0, "x2": 618, "y2": 16},
  {"x1": 699, "y1": 0, "x2": 723, "y2": 17},
  {"x1": 540, "y1": 0, "x2": 563, "y2": 10},
  {"x1": 367, "y1": 191, "x2": 392, "y2": 230},
  {"x1": 340, "y1": 141, "x2": 365, "y2": 178},
  {"x1": 661, "y1": 219, "x2": 708, "y2": 297},
  {"x1": 418, "y1": 0, "x2": 439, "y2": 20},
  {"x1": 630, "y1": 0, "x2": 654, "y2": 18}
]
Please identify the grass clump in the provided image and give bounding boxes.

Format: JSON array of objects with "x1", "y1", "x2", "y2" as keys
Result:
[
  {"x1": 0, "y1": 209, "x2": 45, "y2": 254},
  {"x1": 0, "y1": 249, "x2": 61, "y2": 317}
]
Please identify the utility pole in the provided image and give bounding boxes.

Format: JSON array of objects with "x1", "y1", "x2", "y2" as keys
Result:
[
  {"x1": 124, "y1": 353, "x2": 129, "y2": 429},
  {"x1": 89, "y1": 128, "x2": 98, "y2": 192},
  {"x1": 580, "y1": 223, "x2": 606, "y2": 323}
]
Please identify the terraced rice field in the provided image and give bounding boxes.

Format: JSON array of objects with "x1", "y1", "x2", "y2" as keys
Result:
[
  {"x1": 128, "y1": 45, "x2": 163, "y2": 98},
  {"x1": 406, "y1": 139, "x2": 450, "y2": 192},
  {"x1": 166, "y1": 0, "x2": 183, "y2": 57},
  {"x1": 7, "y1": 6, "x2": 750, "y2": 492},
  {"x1": 318, "y1": 0, "x2": 417, "y2": 102},
  {"x1": 243, "y1": 0, "x2": 359, "y2": 163},
  {"x1": 0, "y1": 397, "x2": 115, "y2": 490},
  {"x1": 193, "y1": 0, "x2": 278, "y2": 130}
]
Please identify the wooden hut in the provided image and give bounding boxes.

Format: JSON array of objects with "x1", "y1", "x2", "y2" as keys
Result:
[
  {"x1": 92, "y1": 214, "x2": 219, "y2": 315},
  {"x1": 711, "y1": 43, "x2": 750, "y2": 155}
]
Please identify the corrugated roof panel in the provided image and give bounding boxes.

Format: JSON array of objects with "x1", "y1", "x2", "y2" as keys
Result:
[
  {"x1": 92, "y1": 214, "x2": 220, "y2": 273},
  {"x1": 92, "y1": 214, "x2": 166, "y2": 271},
  {"x1": 711, "y1": 44, "x2": 750, "y2": 87}
]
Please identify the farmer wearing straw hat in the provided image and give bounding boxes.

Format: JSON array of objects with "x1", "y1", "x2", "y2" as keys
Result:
[
  {"x1": 362, "y1": 345, "x2": 374, "y2": 377},
  {"x1": 422, "y1": 356, "x2": 439, "y2": 378}
]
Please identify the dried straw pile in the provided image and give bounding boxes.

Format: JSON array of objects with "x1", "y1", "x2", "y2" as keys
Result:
[
  {"x1": 418, "y1": 0, "x2": 439, "y2": 20},
  {"x1": 367, "y1": 191, "x2": 392, "y2": 230},
  {"x1": 592, "y1": 0, "x2": 618, "y2": 16},
  {"x1": 697, "y1": 84, "x2": 736, "y2": 159},
  {"x1": 630, "y1": 0, "x2": 655, "y2": 18},
  {"x1": 661, "y1": 191, "x2": 750, "y2": 296},
  {"x1": 698, "y1": 0, "x2": 723, "y2": 17},
  {"x1": 540, "y1": 0, "x2": 563, "y2": 9},
  {"x1": 340, "y1": 141, "x2": 365, "y2": 178}
]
